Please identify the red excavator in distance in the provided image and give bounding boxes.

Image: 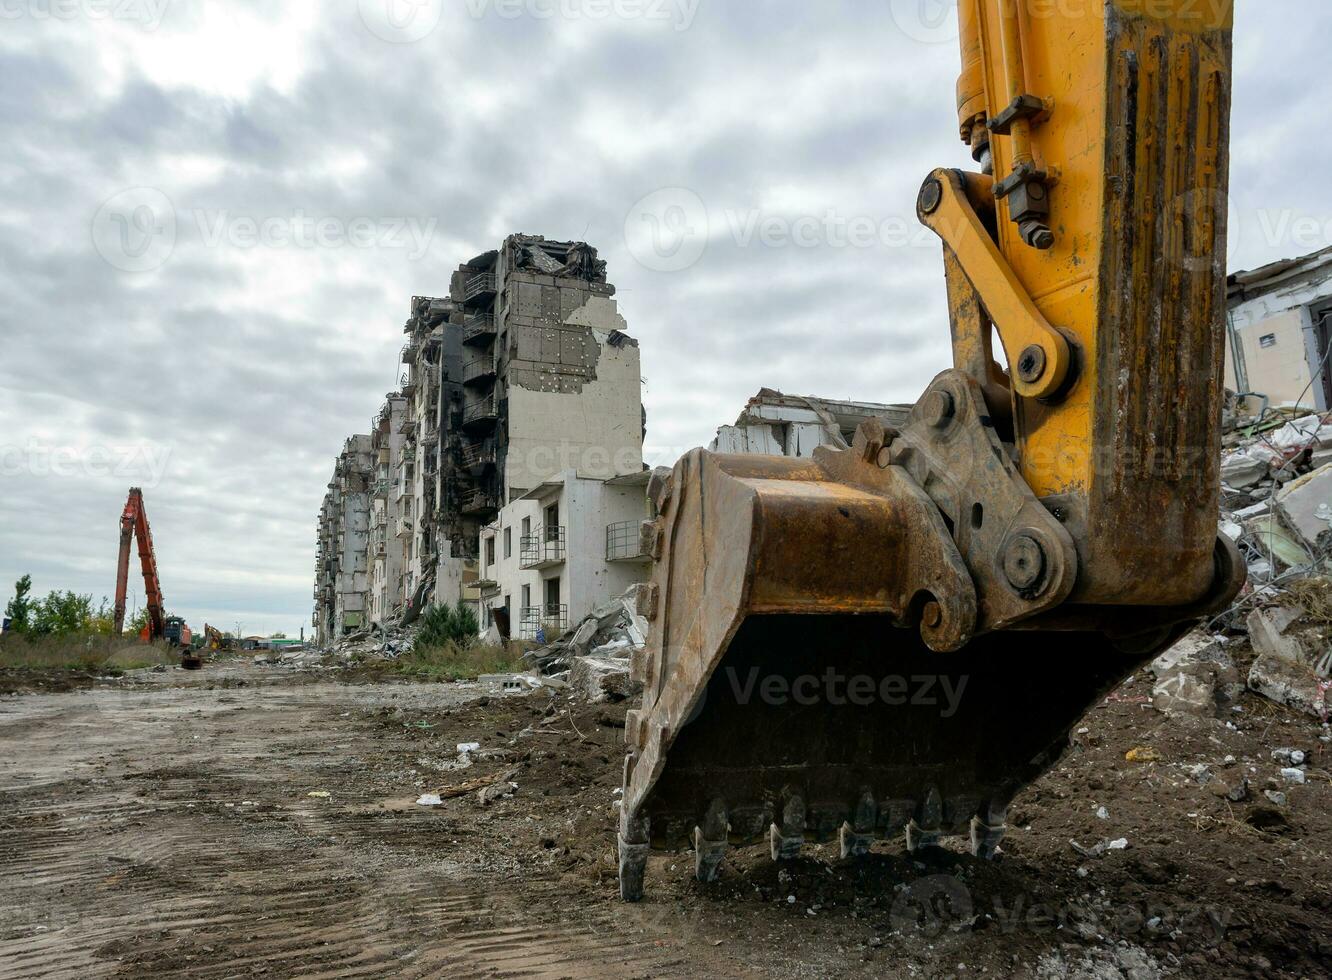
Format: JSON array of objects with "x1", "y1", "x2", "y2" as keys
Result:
[{"x1": 112, "y1": 488, "x2": 198, "y2": 669}]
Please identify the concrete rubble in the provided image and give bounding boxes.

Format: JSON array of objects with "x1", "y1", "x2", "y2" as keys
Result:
[{"x1": 525, "y1": 584, "x2": 649, "y2": 703}]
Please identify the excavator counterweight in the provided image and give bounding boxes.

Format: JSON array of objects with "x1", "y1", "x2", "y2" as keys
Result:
[{"x1": 618, "y1": 0, "x2": 1243, "y2": 900}]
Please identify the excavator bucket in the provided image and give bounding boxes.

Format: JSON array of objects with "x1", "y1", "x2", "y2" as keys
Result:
[{"x1": 617, "y1": 0, "x2": 1244, "y2": 900}]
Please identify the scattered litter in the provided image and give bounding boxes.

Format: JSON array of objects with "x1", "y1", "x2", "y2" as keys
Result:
[
  {"x1": 416, "y1": 794, "x2": 443, "y2": 807},
  {"x1": 307, "y1": 791, "x2": 331, "y2": 799},
  {"x1": 1125, "y1": 747, "x2": 1162, "y2": 763}
]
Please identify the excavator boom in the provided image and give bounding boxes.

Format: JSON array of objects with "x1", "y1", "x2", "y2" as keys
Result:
[
  {"x1": 112, "y1": 487, "x2": 167, "y2": 639},
  {"x1": 617, "y1": 0, "x2": 1243, "y2": 900}
]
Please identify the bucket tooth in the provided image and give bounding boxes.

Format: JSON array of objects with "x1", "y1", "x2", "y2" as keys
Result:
[
  {"x1": 906, "y1": 787, "x2": 944, "y2": 853},
  {"x1": 618, "y1": 835, "x2": 649, "y2": 901},
  {"x1": 839, "y1": 790, "x2": 877, "y2": 859},
  {"x1": 770, "y1": 792, "x2": 806, "y2": 861},
  {"x1": 693, "y1": 799, "x2": 729, "y2": 882},
  {"x1": 694, "y1": 827, "x2": 727, "y2": 882},
  {"x1": 970, "y1": 799, "x2": 1008, "y2": 860},
  {"x1": 839, "y1": 822, "x2": 873, "y2": 860}
]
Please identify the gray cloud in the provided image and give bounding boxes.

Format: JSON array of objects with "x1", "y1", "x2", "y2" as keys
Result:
[{"x1": 1, "y1": 0, "x2": 1329, "y2": 633}]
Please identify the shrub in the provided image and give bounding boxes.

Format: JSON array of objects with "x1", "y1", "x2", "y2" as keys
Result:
[{"x1": 414, "y1": 602, "x2": 480, "y2": 651}]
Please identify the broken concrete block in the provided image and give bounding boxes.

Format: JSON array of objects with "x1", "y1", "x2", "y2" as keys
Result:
[
  {"x1": 1248, "y1": 653, "x2": 1331, "y2": 722},
  {"x1": 1247, "y1": 607, "x2": 1306, "y2": 664},
  {"x1": 1149, "y1": 632, "x2": 1238, "y2": 719},
  {"x1": 570, "y1": 656, "x2": 638, "y2": 703},
  {"x1": 1247, "y1": 606, "x2": 1330, "y2": 676},
  {"x1": 1275, "y1": 464, "x2": 1332, "y2": 555},
  {"x1": 1243, "y1": 514, "x2": 1311, "y2": 570},
  {"x1": 1221, "y1": 450, "x2": 1271, "y2": 489},
  {"x1": 570, "y1": 618, "x2": 599, "y2": 656}
]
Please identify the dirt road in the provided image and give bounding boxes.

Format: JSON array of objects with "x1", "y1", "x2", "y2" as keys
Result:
[{"x1": 1, "y1": 659, "x2": 1329, "y2": 978}]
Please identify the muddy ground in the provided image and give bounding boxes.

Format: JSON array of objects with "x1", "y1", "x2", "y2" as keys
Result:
[{"x1": 1, "y1": 654, "x2": 1329, "y2": 979}]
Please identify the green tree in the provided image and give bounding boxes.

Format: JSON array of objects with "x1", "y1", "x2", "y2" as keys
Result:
[
  {"x1": 125, "y1": 606, "x2": 155, "y2": 636},
  {"x1": 30, "y1": 591, "x2": 95, "y2": 637},
  {"x1": 414, "y1": 602, "x2": 479, "y2": 651},
  {"x1": 4, "y1": 575, "x2": 33, "y2": 634},
  {"x1": 88, "y1": 598, "x2": 116, "y2": 636}
]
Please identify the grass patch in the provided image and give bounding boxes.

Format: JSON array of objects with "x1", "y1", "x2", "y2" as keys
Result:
[
  {"x1": 0, "y1": 634, "x2": 180, "y2": 675},
  {"x1": 394, "y1": 640, "x2": 524, "y2": 681}
]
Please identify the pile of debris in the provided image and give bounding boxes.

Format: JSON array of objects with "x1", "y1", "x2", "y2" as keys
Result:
[
  {"x1": 1220, "y1": 405, "x2": 1332, "y2": 587},
  {"x1": 525, "y1": 585, "x2": 649, "y2": 703}
]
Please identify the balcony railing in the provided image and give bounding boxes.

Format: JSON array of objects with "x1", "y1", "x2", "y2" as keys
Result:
[
  {"x1": 462, "y1": 313, "x2": 497, "y2": 346},
  {"x1": 400, "y1": 342, "x2": 417, "y2": 364},
  {"x1": 606, "y1": 520, "x2": 653, "y2": 562},
  {"x1": 372, "y1": 479, "x2": 391, "y2": 500},
  {"x1": 462, "y1": 357, "x2": 497, "y2": 388},
  {"x1": 520, "y1": 604, "x2": 568, "y2": 641},
  {"x1": 462, "y1": 273, "x2": 497, "y2": 305},
  {"x1": 520, "y1": 527, "x2": 566, "y2": 569},
  {"x1": 460, "y1": 441, "x2": 496, "y2": 469},
  {"x1": 460, "y1": 488, "x2": 498, "y2": 515},
  {"x1": 462, "y1": 396, "x2": 498, "y2": 430}
]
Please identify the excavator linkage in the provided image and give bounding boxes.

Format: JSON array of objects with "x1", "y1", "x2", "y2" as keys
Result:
[{"x1": 618, "y1": 0, "x2": 1244, "y2": 900}]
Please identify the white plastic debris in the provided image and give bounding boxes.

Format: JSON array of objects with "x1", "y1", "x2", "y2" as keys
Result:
[
  {"x1": 416, "y1": 793, "x2": 444, "y2": 806},
  {"x1": 457, "y1": 742, "x2": 481, "y2": 755}
]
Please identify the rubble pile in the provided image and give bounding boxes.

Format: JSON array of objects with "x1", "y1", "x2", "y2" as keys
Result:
[
  {"x1": 1221, "y1": 407, "x2": 1332, "y2": 586},
  {"x1": 525, "y1": 585, "x2": 649, "y2": 703}
]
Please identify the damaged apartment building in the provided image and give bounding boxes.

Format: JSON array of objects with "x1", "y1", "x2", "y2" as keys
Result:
[
  {"x1": 314, "y1": 234, "x2": 647, "y2": 645},
  {"x1": 711, "y1": 388, "x2": 913, "y2": 457}
]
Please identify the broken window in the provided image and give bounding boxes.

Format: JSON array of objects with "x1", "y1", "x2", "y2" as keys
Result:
[
  {"x1": 504, "y1": 527, "x2": 512, "y2": 558},
  {"x1": 1259, "y1": 333, "x2": 1277, "y2": 349},
  {"x1": 485, "y1": 537, "x2": 495, "y2": 568}
]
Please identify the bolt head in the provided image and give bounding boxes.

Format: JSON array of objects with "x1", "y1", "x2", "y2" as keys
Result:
[
  {"x1": 921, "y1": 389, "x2": 955, "y2": 429},
  {"x1": 1016, "y1": 345, "x2": 1046, "y2": 384},
  {"x1": 1003, "y1": 534, "x2": 1047, "y2": 593},
  {"x1": 918, "y1": 178, "x2": 943, "y2": 216},
  {"x1": 921, "y1": 601, "x2": 943, "y2": 629}
]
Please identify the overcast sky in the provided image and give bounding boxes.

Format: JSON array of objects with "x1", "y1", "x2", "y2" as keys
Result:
[{"x1": 1, "y1": 0, "x2": 1328, "y2": 637}]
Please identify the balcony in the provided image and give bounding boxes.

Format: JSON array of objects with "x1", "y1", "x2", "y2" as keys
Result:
[
  {"x1": 395, "y1": 519, "x2": 413, "y2": 540},
  {"x1": 460, "y1": 488, "x2": 498, "y2": 515},
  {"x1": 606, "y1": 520, "x2": 653, "y2": 562},
  {"x1": 460, "y1": 441, "x2": 496, "y2": 470},
  {"x1": 462, "y1": 357, "x2": 497, "y2": 388},
  {"x1": 462, "y1": 313, "x2": 497, "y2": 346},
  {"x1": 520, "y1": 604, "x2": 568, "y2": 641},
  {"x1": 400, "y1": 342, "x2": 417, "y2": 364},
  {"x1": 461, "y1": 273, "x2": 497, "y2": 306},
  {"x1": 461, "y1": 396, "x2": 498, "y2": 432},
  {"x1": 520, "y1": 527, "x2": 566, "y2": 570},
  {"x1": 372, "y1": 479, "x2": 392, "y2": 500}
]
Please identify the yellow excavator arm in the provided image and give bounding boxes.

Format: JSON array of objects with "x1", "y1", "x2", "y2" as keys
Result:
[{"x1": 617, "y1": 0, "x2": 1243, "y2": 900}]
